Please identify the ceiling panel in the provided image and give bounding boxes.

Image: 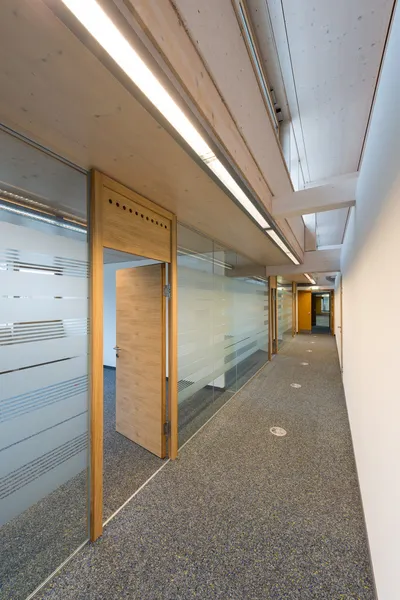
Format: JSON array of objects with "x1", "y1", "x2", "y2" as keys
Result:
[
  {"x1": 316, "y1": 208, "x2": 349, "y2": 247},
  {"x1": 266, "y1": 0, "x2": 394, "y2": 182}
]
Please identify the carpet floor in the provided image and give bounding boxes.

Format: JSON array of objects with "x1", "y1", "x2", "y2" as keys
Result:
[
  {"x1": 0, "y1": 353, "x2": 268, "y2": 600},
  {"x1": 35, "y1": 334, "x2": 375, "y2": 600}
]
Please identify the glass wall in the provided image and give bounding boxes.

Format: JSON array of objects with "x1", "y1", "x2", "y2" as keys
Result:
[
  {"x1": 0, "y1": 133, "x2": 89, "y2": 600},
  {"x1": 277, "y1": 283, "x2": 293, "y2": 348},
  {"x1": 177, "y1": 225, "x2": 268, "y2": 445}
]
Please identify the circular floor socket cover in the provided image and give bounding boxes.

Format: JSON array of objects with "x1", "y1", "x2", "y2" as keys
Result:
[
  {"x1": 300, "y1": 362, "x2": 309, "y2": 366},
  {"x1": 307, "y1": 350, "x2": 313, "y2": 353},
  {"x1": 270, "y1": 426, "x2": 287, "y2": 437},
  {"x1": 291, "y1": 383, "x2": 302, "y2": 388}
]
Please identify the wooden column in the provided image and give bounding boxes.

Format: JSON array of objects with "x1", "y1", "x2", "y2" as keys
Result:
[
  {"x1": 330, "y1": 290, "x2": 335, "y2": 335},
  {"x1": 268, "y1": 276, "x2": 277, "y2": 359},
  {"x1": 89, "y1": 171, "x2": 104, "y2": 542},
  {"x1": 168, "y1": 216, "x2": 178, "y2": 460},
  {"x1": 292, "y1": 282, "x2": 297, "y2": 337}
]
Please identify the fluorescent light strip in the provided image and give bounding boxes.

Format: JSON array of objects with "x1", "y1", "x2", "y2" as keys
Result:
[
  {"x1": 286, "y1": 253, "x2": 300, "y2": 265},
  {"x1": 266, "y1": 229, "x2": 288, "y2": 251},
  {"x1": 61, "y1": 0, "x2": 271, "y2": 230},
  {"x1": 206, "y1": 158, "x2": 270, "y2": 228},
  {"x1": 304, "y1": 273, "x2": 316, "y2": 285},
  {"x1": 265, "y1": 230, "x2": 301, "y2": 265}
]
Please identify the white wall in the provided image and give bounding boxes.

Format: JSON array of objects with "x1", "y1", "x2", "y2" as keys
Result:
[
  {"x1": 103, "y1": 259, "x2": 156, "y2": 367},
  {"x1": 340, "y1": 7, "x2": 400, "y2": 598}
]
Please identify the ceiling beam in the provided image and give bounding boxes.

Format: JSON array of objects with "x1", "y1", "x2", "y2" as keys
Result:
[
  {"x1": 265, "y1": 248, "x2": 341, "y2": 276},
  {"x1": 272, "y1": 172, "x2": 358, "y2": 218}
]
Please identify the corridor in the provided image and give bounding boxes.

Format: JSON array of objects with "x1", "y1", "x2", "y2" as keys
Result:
[{"x1": 36, "y1": 335, "x2": 374, "y2": 600}]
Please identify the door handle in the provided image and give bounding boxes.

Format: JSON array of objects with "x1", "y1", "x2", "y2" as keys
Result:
[{"x1": 113, "y1": 345, "x2": 121, "y2": 358}]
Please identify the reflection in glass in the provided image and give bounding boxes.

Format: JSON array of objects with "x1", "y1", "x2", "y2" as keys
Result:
[
  {"x1": 177, "y1": 225, "x2": 269, "y2": 445},
  {"x1": 277, "y1": 283, "x2": 293, "y2": 348}
]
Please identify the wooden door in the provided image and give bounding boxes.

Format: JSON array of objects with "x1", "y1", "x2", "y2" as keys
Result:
[
  {"x1": 115, "y1": 264, "x2": 166, "y2": 458},
  {"x1": 298, "y1": 291, "x2": 312, "y2": 332}
]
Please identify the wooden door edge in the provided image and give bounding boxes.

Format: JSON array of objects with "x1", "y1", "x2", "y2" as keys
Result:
[
  {"x1": 160, "y1": 263, "x2": 167, "y2": 459},
  {"x1": 90, "y1": 170, "x2": 104, "y2": 542},
  {"x1": 168, "y1": 216, "x2": 178, "y2": 459}
]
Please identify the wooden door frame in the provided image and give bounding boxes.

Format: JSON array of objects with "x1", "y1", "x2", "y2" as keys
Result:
[
  {"x1": 89, "y1": 170, "x2": 178, "y2": 541},
  {"x1": 292, "y1": 282, "x2": 297, "y2": 337},
  {"x1": 268, "y1": 276, "x2": 277, "y2": 358}
]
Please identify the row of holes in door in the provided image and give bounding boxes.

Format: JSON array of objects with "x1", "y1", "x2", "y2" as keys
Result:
[{"x1": 108, "y1": 198, "x2": 168, "y2": 229}]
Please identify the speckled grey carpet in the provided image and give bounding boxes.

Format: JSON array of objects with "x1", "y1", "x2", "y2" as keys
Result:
[
  {"x1": 0, "y1": 470, "x2": 88, "y2": 600},
  {"x1": 103, "y1": 368, "x2": 165, "y2": 519},
  {"x1": 105, "y1": 349, "x2": 268, "y2": 514},
  {"x1": 0, "y1": 356, "x2": 268, "y2": 600},
  {"x1": 35, "y1": 335, "x2": 375, "y2": 600}
]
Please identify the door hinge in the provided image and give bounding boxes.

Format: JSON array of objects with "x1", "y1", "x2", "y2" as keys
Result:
[
  {"x1": 163, "y1": 421, "x2": 171, "y2": 436},
  {"x1": 163, "y1": 284, "x2": 171, "y2": 298}
]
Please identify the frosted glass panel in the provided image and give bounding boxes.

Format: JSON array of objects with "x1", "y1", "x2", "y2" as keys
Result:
[
  {"x1": 278, "y1": 284, "x2": 293, "y2": 347},
  {"x1": 177, "y1": 225, "x2": 268, "y2": 445},
  {"x1": 0, "y1": 203, "x2": 89, "y2": 596}
]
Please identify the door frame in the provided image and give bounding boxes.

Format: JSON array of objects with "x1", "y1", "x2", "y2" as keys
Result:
[
  {"x1": 89, "y1": 170, "x2": 178, "y2": 541},
  {"x1": 292, "y1": 282, "x2": 297, "y2": 337},
  {"x1": 268, "y1": 276, "x2": 277, "y2": 358}
]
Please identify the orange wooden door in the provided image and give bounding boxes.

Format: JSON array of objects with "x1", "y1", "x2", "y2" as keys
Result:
[{"x1": 298, "y1": 291, "x2": 312, "y2": 332}]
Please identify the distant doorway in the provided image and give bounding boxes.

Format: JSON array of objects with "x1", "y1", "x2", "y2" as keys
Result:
[{"x1": 312, "y1": 292, "x2": 331, "y2": 334}]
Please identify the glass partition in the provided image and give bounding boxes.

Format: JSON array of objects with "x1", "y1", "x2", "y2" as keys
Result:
[
  {"x1": 177, "y1": 224, "x2": 268, "y2": 445},
  {"x1": 277, "y1": 283, "x2": 293, "y2": 348},
  {"x1": 0, "y1": 135, "x2": 89, "y2": 600}
]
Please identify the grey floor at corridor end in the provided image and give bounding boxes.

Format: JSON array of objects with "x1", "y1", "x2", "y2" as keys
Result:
[{"x1": 37, "y1": 335, "x2": 375, "y2": 600}]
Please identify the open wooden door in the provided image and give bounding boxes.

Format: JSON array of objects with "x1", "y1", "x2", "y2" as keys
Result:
[
  {"x1": 90, "y1": 171, "x2": 178, "y2": 541},
  {"x1": 298, "y1": 291, "x2": 312, "y2": 332},
  {"x1": 115, "y1": 264, "x2": 166, "y2": 458}
]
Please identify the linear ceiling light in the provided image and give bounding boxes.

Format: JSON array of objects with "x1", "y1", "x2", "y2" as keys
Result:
[
  {"x1": 266, "y1": 229, "x2": 299, "y2": 264},
  {"x1": 304, "y1": 273, "x2": 316, "y2": 285},
  {"x1": 61, "y1": 0, "x2": 272, "y2": 231}
]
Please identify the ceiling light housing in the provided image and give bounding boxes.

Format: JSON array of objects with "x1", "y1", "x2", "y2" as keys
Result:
[{"x1": 304, "y1": 273, "x2": 316, "y2": 285}]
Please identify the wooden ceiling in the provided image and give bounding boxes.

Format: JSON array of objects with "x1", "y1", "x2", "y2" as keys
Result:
[{"x1": 0, "y1": 0, "x2": 292, "y2": 268}]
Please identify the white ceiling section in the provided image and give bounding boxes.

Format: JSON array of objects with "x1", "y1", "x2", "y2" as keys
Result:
[
  {"x1": 264, "y1": 0, "x2": 395, "y2": 183},
  {"x1": 248, "y1": 0, "x2": 395, "y2": 268},
  {"x1": 0, "y1": 0, "x2": 293, "y2": 268},
  {"x1": 316, "y1": 208, "x2": 349, "y2": 247}
]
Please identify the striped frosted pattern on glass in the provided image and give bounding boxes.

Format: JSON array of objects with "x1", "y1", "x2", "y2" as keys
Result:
[
  {"x1": 0, "y1": 215, "x2": 89, "y2": 527},
  {"x1": 178, "y1": 258, "x2": 268, "y2": 404},
  {"x1": 278, "y1": 285, "x2": 293, "y2": 343}
]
